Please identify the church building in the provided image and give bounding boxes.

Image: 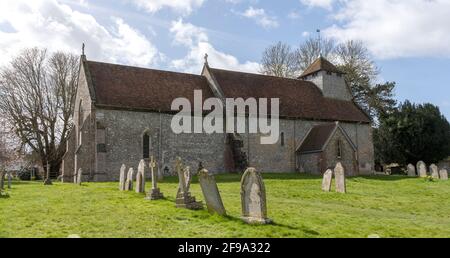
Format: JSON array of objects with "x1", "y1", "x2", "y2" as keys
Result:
[{"x1": 61, "y1": 55, "x2": 374, "y2": 182}]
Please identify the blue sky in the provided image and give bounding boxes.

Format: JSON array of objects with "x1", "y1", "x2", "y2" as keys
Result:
[{"x1": 0, "y1": 0, "x2": 449, "y2": 119}]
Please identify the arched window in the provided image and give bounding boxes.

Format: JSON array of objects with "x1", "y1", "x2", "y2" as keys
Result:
[
  {"x1": 78, "y1": 100, "x2": 83, "y2": 146},
  {"x1": 143, "y1": 133, "x2": 150, "y2": 159},
  {"x1": 280, "y1": 132, "x2": 285, "y2": 147},
  {"x1": 337, "y1": 139, "x2": 342, "y2": 159}
]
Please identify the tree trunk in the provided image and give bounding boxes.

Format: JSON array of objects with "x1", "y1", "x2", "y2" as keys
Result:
[
  {"x1": 0, "y1": 170, "x2": 4, "y2": 190},
  {"x1": 42, "y1": 160, "x2": 61, "y2": 179}
]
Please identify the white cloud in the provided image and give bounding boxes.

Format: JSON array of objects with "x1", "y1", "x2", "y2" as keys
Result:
[
  {"x1": 311, "y1": 0, "x2": 450, "y2": 59},
  {"x1": 239, "y1": 7, "x2": 279, "y2": 29},
  {"x1": 0, "y1": 0, "x2": 161, "y2": 67},
  {"x1": 300, "y1": 0, "x2": 335, "y2": 10},
  {"x1": 131, "y1": 0, "x2": 205, "y2": 15},
  {"x1": 170, "y1": 19, "x2": 259, "y2": 73}
]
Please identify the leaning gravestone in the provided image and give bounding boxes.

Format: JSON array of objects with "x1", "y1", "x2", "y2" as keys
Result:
[
  {"x1": 146, "y1": 156, "x2": 164, "y2": 200},
  {"x1": 175, "y1": 157, "x2": 203, "y2": 210},
  {"x1": 430, "y1": 164, "x2": 439, "y2": 179},
  {"x1": 119, "y1": 164, "x2": 127, "y2": 191},
  {"x1": 334, "y1": 162, "x2": 346, "y2": 194},
  {"x1": 407, "y1": 164, "x2": 416, "y2": 177},
  {"x1": 417, "y1": 161, "x2": 427, "y2": 178},
  {"x1": 198, "y1": 169, "x2": 226, "y2": 216},
  {"x1": 240, "y1": 167, "x2": 272, "y2": 224},
  {"x1": 322, "y1": 169, "x2": 333, "y2": 192},
  {"x1": 136, "y1": 160, "x2": 146, "y2": 193},
  {"x1": 439, "y1": 169, "x2": 448, "y2": 180},
  {"x1": 125, "y1": 168, "x2": 134, "y2": 191}
]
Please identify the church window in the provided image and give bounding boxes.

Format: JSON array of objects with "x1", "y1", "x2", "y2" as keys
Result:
[
  {"x1": 281, "y1": 132, "x2": 285, "y2": 147},
  {"x1": 78, "y1": 100, "x2": 83, "y2": 146},
  {"x1": 143, "y1": 133, "x2": 150, "y2": 159},
  {"x1": 337, "y1": 139, "x2": 342, "y2": 159}
]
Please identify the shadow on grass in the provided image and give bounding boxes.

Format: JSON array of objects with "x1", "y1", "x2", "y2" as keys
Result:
[{"x1": 357, "y1": 175, "x2": 417, "y2": 182}]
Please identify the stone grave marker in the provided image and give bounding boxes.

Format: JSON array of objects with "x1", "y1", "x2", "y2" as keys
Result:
[
  {"x1": 136, "y1": 160, "x2": 146, "y2": 193},
  {"x1": 417, "y1": 161, "x2": 427, "y2": 178},
  {"x1": 125, "y1": 168, "x2": 134, "y2": 191},
  {"x1": 334, "y1": 162, "x2": 346, "y2": 193},
  {"x1": 439, "y1": 169, "x2": 448, "y2": 180},
  {"x1": 407, "y1": 164, "x2": 416, "y2": 177},
  {"x1": 430, "y1": 164, "x2": 439, "y2": 179},
  {"x1": 198, "y1": 169, "x2": 226, "y2": 216},
  {"x1": 146, "y1": 156, "x2": 164, "y2": 200},
  {"x1": 175, "y1": 157, "x2": 203, "y2": 210},
  {"x1": 76, "y1": 168, "x2": 82, "y2": 185},
  {"x1": 322, "y1": 169, "x2": 333, "y2": 192},
  {"x1": 240, "y1": 167, "x2": 272, "y2": 224},
  {"x1": 119, "y1": 164, "x2": 126, "y2": 191}
]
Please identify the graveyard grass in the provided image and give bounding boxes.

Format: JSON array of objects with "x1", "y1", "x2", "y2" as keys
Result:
[{"x1": 1, "y1": 174, "x2": 450, "y2": 238}]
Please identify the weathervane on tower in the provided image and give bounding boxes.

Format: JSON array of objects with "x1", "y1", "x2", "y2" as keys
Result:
[
  {"x1": 82, "y1": 43, "x2": 85, "y2": 56},
  {"x1": 317, "y1": 29, "x2": 322, "y2": 58}
]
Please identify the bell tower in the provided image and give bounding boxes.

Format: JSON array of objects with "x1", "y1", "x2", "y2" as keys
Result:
[{"x1": 299, "y1": 57, "x2": 353, "y2": 101}]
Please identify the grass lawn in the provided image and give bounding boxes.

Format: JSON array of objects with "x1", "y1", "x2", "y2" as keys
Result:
[{"x1": 1, "y1": 174, "x2": 449, "y2": 238}]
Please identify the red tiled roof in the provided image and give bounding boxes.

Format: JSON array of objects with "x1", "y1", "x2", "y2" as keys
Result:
[
  {"x1": 85, "y1": 60, "x2": 370, "y2": 123},
  {"x1": 210, "y1": 68, "x2": 370, "y2": 123},
  {"x1": 300, "y1": 57, "x2": 342, "y2": 78},
  {"x1": 86, "y1": 60, "x2": 215, "y2": 112},
  {"x1": 297, "y1": 123, "x2": 337, "y2": 153}
]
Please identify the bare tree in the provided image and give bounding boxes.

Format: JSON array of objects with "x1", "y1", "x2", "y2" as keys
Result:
[
  {"x1": 0, "y1": 48, "x2": 79, "y2": 178},
  {"x1": 260, "y1": 42, "x2": 298, "y2": 78},
  {"x1": 295, "y1": 37, "x2": 336, "y2": 72}
]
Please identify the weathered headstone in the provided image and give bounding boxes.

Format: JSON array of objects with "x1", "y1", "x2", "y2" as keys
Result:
[
  {"x1": 135, "y1": 160, "x2": 146, "y2": 193},
  {"x1": 430, "y1": 164, "x2": 439, "y2": 179},
  {"x1": 175, "y1": 157, "x2": 203, "y2": 210},
  {"x1": 146, "y1": 156, "x2": 164, "y2": 200},
  {"x1": 119, "y1": 164, "x2": 127, "y2": 191},
  {"x1": 439, "y1": 169, "x2": 448, "y2": 180},
  {"x1": 125, "y1": 168, "x2": 134, "y2": 191},
  {"x1": 76, "y1": 168, "x2": 82, "y2": 185},
  {"x1": 322, "y1": 169, "x2": 333, "y2": 192},
  {"x1": 407, "y1": 164, "x2": 416, "y2": 177},
  {"x1": 417, "y1": 161, "x2": 427, "y2": 178},
  {"x1": 240, "y1": 167, "x2": 272, "y2": 224},
  {"x1": 198, "y1": 169, "x2": 226, "y2": 216},
  {"x1": 334, "y1": 162, "x2": 346, "y2": 194}
]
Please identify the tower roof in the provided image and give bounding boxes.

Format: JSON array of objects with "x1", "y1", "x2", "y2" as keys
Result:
[{"x1": 299, "y1": 57, "x2": 343, "y2": 78}]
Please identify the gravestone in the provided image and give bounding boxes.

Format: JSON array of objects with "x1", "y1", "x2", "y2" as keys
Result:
[
  {"x1": 146, "y1": 156, "x2": 164, "y2": 200},
  {"x1": 430, "y1": 164, "x2": 439, "y2": 179},
  {"x1": 119, "y1": 164, "x2": 126, "y2": 191},
  {"x1": 175, "y1": 157, "x2": 203, "y2": 210},
  {"x1": 439, "y1": 169, "x2": 448, "y2": 180},
  {"x1": 76, "y1": 168, "x2": 82, "y2": 185},
  {"x1": 417, "y1": 161, "x2": 427, "y2": 178},
  {"x1": 334, "y1": 162, "x2": 346, "y2": 193},
  {"x1": 125, "y1": 168, "x2": 134, "y2": 191},
  {"x1": 198, "y1": 169, "x2": 226, "y2": 216},
  {"x1": 240, "y1": 168, "x2": 272, "y2": 224},
  {"x1": 135, "y1": 160, "x2": 146, "y2": 193},
  {"x1": 322, "y1": 169, "x2": 333, "y2": 192},
  {"x1": 407, "y1": 164, "x2": 416, "y2": 177}
]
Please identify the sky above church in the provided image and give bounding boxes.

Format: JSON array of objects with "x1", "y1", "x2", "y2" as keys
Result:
[{"x1": 0, "y1": 0, "x2": 449, "y2": 119}]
